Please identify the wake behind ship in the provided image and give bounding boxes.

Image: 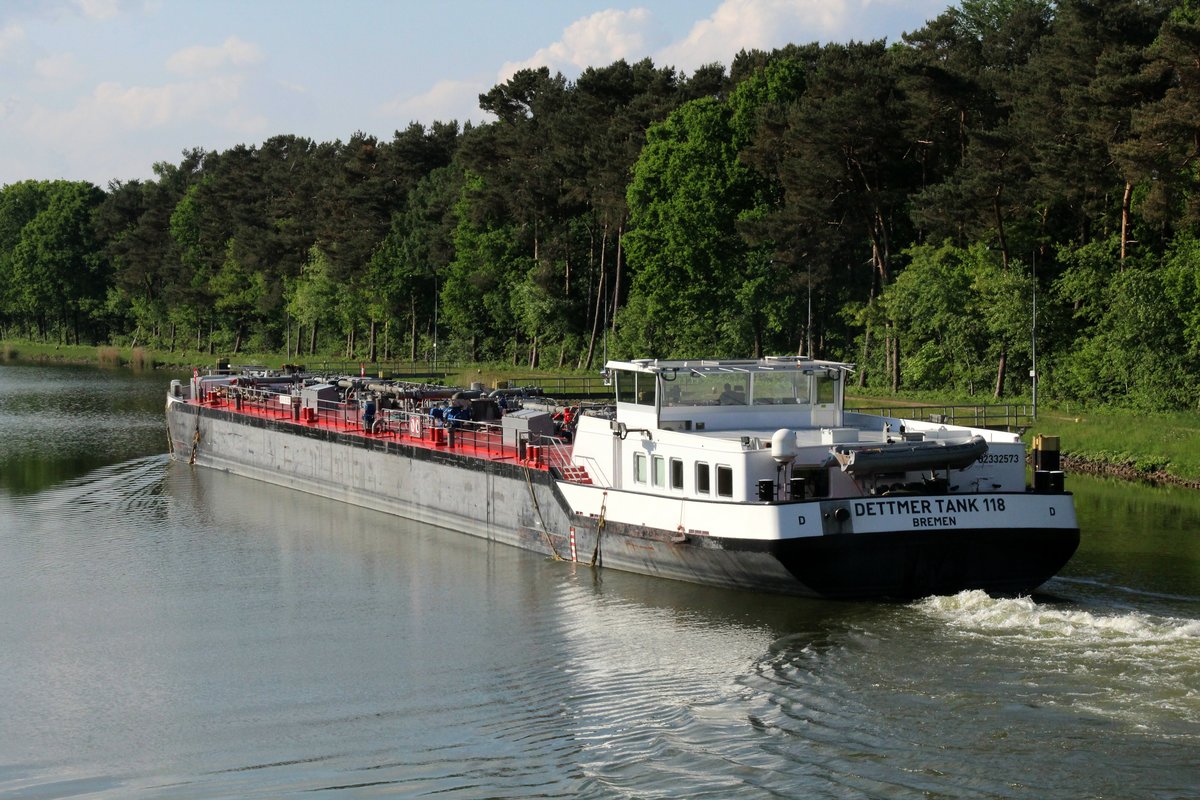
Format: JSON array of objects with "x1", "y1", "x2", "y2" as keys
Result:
[{"x1": 166, "y1": 356, "x2": 1079, "y2": 599}]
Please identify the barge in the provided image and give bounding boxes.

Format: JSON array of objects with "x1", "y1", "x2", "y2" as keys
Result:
[{"x1": 166, "y1": 356, "x2": 1079, "y2": 599}]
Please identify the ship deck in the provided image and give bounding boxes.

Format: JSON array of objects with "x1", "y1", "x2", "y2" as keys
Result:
[{"x1": 179, "y1": 393, "x2": 574, "y2": 473}]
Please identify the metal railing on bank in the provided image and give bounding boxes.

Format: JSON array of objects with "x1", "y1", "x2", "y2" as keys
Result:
[
  {"x1": 846, "y1": 402, "x2": 1034, "y2": 433},
  {"x1": 303, "y1": 360, "x2": 458, "y2": 381},
  {"x1": 505, "y1": 375, "x2": 612, "y2": 400}
]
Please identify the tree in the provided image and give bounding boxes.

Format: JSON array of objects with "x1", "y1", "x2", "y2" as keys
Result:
[
  {"x1": 8, "y1": 181, "x2": 107, "y2": 343},
  {"x1": 439, "y1": 173, "x2": 526, "y2": 361},
  {"x1": 0, "y1": 181, "x2": 52, "y2": 336},
  {"x1": 1116, "y1": 7, "x2": 1200, "y2": 238},
  {"x1": 621, "y1": 96, "x2": 755, "y2": 357},
  {"x1": 287, "y1": 246, "x2": 340, "y2": 356}
]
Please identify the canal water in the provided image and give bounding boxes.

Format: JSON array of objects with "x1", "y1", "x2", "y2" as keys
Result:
[{"x1": 1, "y1": 362, "x2": 1197, "y2": 799}]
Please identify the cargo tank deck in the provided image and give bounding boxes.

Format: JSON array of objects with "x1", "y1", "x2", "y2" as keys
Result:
[{"x1": 178, "y1": 391, "x2": 574, "y2": 474}]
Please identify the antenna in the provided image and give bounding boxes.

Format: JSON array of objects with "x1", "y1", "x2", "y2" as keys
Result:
[
  {"x1": 602, "y1": 260, "x2": 609, "y2": 367},
  {"x1": 1030, "y1": 250, "x2": 1038, "y2": 421}
]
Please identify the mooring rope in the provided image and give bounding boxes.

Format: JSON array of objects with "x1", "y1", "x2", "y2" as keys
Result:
[
  {"x1": 589, "y1": 490, "x2": 607, "y2": 567},
  {"x1": 188, "y1": 412, "x2": 201, "y2": 465},
  {"x1": 523, "y1": 465, "x2": 562, "y2": 561}
]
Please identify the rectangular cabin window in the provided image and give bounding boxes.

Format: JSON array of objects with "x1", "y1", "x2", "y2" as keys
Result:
[
  {"x1": 652, "y1": 454, "x2": 666, "y2": 487},
  {"x1": 616, "y1": 369, "x2": 656, "y2": 406},
  {"x1": 633, "y1": 452, "x2": 647, "y2": 484},
  {"x1": 616, "y1": 370, "x2": 637, "y2": 404},
  {"x1": 816, "y1": 372, "x2": 837, "y2": 404},
  {"x1": 695, "y1": 462, "x2": 711, "y2": 495},
  {"x1": 664, "y1": 371, "x2": 714, "y2": 406},
  {"x1": 716, "y1": 465, "x2": 734, "y2": 498},
  {"x1": 753, "y1": 370, "x2": 811, "y2": 405},
  {"x1": 669, "y1": 458, "x2": 684, "y2": 490},
  {"x1": 636, "y1": 373, "x2": 655, "y2": 405}
]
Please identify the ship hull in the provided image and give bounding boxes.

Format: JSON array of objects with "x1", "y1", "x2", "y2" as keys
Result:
[{"x1": 167, "y1": 397, "x2": 1079, "y2": 599}]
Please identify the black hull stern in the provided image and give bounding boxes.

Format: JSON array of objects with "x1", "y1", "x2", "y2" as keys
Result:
[{"x1": 751, "y1": 527, "x2": 1081, "y2": 600}]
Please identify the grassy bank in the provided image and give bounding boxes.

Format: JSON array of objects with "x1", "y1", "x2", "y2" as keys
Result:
[
  {"x1": 0, "y1": 339, "x2": 579, "y2": 388},
  {"x1": 1026, "y1": 408, "x2": 1200, "y2": 485},
  {"x1": 1, "y1": 340, "x2": 217, "y2": 370}
]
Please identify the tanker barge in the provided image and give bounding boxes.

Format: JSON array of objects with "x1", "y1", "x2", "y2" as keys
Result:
[{"x1": 165, "y1": 356, "x2": 1079, "y2": 599}]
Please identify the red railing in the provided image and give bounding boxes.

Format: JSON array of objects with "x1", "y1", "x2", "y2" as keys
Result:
[{"x1": 191, "y1": 385, "x2": 573, "y2": 470}]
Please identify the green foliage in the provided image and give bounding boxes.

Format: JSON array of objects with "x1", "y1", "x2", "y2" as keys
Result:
[
  {"x1": 622, "y1": 97, "x2": 759, "y2": 357},
  {"x1": 440, "y1": 173, "x2": 527, "y2": 361},
  {"x1": 3, "y1": 10, "x2": 1200, "y2": 414},
  {"x1": 1057, "y1": 260, "x2": 1195, "y2": 410},
  {"x1": 877, "y1": 241, "x2": 1033, "y2": 395}
]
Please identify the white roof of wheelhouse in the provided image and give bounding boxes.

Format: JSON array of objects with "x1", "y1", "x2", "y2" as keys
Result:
[{"x1": 604, "y1": 356, "x2": 855, "y2": 375}]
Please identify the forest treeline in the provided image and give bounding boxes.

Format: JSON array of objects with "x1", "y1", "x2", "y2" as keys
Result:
[{"x1": 1, "y1": 0, "x2": 1199, "y2": 410}]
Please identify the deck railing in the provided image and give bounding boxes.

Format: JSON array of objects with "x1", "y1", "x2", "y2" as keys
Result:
[{"x1": 196, "y1": 384, "x2": 574, "y2": 469}]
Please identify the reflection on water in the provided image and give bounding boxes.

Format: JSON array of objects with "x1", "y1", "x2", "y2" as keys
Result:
[
  {"x1": 1062, "y1": 474, "x2": 1200, "y2": 610},
  {"x1": 0, "y1": 362, "x2": 181, "y2": 494},
  {"x1": 1, "y1": 364, "x2": 1198, "y2": 798}
]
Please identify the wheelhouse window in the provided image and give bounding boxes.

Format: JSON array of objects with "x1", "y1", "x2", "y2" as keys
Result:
[
  {"x1": 615, "y1": 370, "x2": 637, "y2": 404},
  {"x1": 716, "y1": 465, "x2": 734, "y2": 498},
  {"x1": 662, "y1": 371, "x2": 710, "y2": 407},
  {"x1": 652, "y1": 455, "x2": 666, "y2": 487},
  {"x1": 695, "y1": 462, "x2": 710, "y2": 495},
  {"x1": 752, "y1": 370, "x2": 812, "y2": 405},
  {"x1": 815, "y1": 371, "x2": 837, "y2": 404},
  {"x1": 633, "y1": 452, "x2": 647, "y2": 484},
  {"x1": 615, "y1": 370, "x2": 656, "y2": 405},
  {"x1": 670, "y1": 458, "x2": 684, "y2": 490}
]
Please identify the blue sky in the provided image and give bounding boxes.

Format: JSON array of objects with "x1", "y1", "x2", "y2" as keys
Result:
[{"x1": 0, "y1": 0, "x2": 951, "y2": 187}]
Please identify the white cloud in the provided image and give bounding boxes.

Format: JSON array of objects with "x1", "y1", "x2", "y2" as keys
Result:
[
  {"x1": 0, "y1": 23, "x2": 26, "y2": 58},
  {"x1": 35, "y1": 52, "x2": 82, "y2": 83},
  {"x1": 656, "y1": 0, "x2": 848, "y2": 71},
  {"x1": 499, "y1": 8, "x2": 656, "y2": 81},
  {"x1": 23, "y1": 75, "x2": 255, "y2": 140},
  {"x1": 167, "y1": 35, "x2": 264, "y2": 76},
  {"x1": 74, "y1": 0, "x2": 120, "y2": 20},
  {"x1": 0, "y1": 72, "x2": 267, "y2": 182},
  {"x1": 379, "y1": 77, "x2": 491, "y2": 126}
]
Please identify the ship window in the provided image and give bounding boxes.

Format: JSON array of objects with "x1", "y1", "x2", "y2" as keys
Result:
[
  {"x1": 696, "y1": 462, "x2": 710, "y2": 494},
  {"x1": 753, "y1": 371, "x2": 811, "y2": 405},
  {"x1": 616, "y1": 370, "x2": 637, "y2": 404},
  {"x1": 633, "y1": 452, "x2": 647, "y2": 484},
  {"x1": 617, "y1": 369, "x2": 656, "y2": 406},
  {"x1": 652, "y1": 455, "x2": 665, "y2": 487},
  {"x1": 816, "y1": 372, "x2": 837, "y2": 404},
  {"x1": 636, "y1": 373, "x2": 655, "y2": 405},
  {"x1": 669, "y1": 458, "x2": 684, "y2": 490},
  {"x1": 716, "y1": 465, "x2": 734, "y2": 498},
  {"x1": 663, "y1": 372, "x2": 710, "y2": 406}
]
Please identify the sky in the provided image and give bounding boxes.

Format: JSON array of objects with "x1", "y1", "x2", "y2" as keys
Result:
[{"x1": 0, "y1": 0, "x2": 952, "y2": 188}]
